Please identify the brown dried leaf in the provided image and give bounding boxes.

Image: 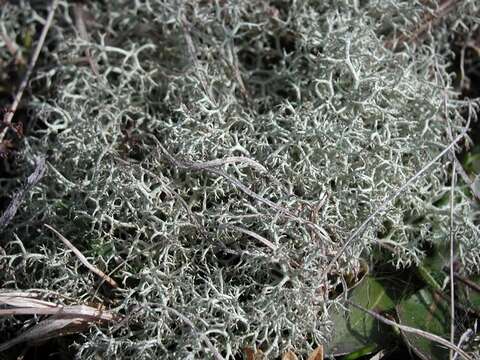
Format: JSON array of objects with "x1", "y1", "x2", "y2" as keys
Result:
[
  {"x1": 244, "y1": 347, "x2": 255, "y2": 360},
  {"x1": 307, "y1": 345, "x2": 324, "y2": 360},
  {"x1": 244, "y1": 347, "x2": 265, "y2": 360},
  {"x1": 282, "y1": 350, "x2": 298, "y2": 360}
]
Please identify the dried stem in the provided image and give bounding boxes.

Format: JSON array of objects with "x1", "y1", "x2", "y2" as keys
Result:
[
  {"x1": 444, "y1": 93, "x2": 457, "y2": 360},
  {"x1": 449, "y1": 152, "x2": 457, "y2": 360},
  {"x1": 44, "y1": 224, "x2": 119, "y2": 289}
]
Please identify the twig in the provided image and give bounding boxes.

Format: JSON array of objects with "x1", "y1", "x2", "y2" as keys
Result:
[
  {"x1": 347, "y1": 300, "x2": 472, "y2": 360},
  {"x1": 0, "y1": 156, "x2": 46, "y2": 229},
  {"x1": 0, "y1": 0, "x2": 59, "y2": 143},
  {"x1": 325, "y1": 123, "x2": 470, "y2": 277},
  {"x1": 191, "y1": 156, "x2": 267, "y2": 173},
  {"x1": 459, "y1": 42, "x2": 467, "y2": 91},
  {"x1": 154, "y1": 140, "x2": 281, "y2": 211},
  {"x1": 44, "y1": 224, "x2": 119, "y2": 289},
  {"x1": 91, "y1": 241, "x2": 169, "y2": 302},
  {"x1": 208, "y1": 167, "x2": 298, "y2": 218}
]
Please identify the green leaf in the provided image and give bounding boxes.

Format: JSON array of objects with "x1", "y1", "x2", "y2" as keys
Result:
[
  {"x1": 327, "y1": 276, "x2": 395, "y2": 356},
  {"x1": 396, "y1": 289, "x2": 449, "y2": 360},
  {"x1": 342, "y1": 344, "x2": 379, "y2": 360},
  {"x1": 416, "y1": 264, "x2": 443, "y2": 291},
  {"x1": 22, "y1": 28, "x2": 34, "y2": 49}
]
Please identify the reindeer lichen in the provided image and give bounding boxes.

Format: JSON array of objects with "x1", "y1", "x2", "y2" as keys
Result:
[{"x1": 0, "y1": 0, "x2": 479, "y2": 358}]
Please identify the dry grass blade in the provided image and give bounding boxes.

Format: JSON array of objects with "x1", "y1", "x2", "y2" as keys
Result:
[
  {"x1": 44, "y1": 224, "x2": 119, "y2": 289},
  {"x1": 446, "y1": 96, "x2": 457, "y2": 360},
  {"x1": 187, "y1": 156, "x2": 267, "y2": 173},
  {"x1": 369, "y1": 349, "x2": 388, "y2": 360},
  {"x1": 0, "y1": 304, "x2": 118, "y2": 321},
  {"x1": 0, "y1": 291, "x2": 43, "y2": 299},
  {"x1": 114, "y1": 155, "x2": 209, "y2": 238},
  {"x1": 347, "y1": 300, "x2": 472, "y2": 360},
  {"x1": 0, "y1": 294, "x2": 57, "y2": 308},
  {"x1": 0, "y1": 295, "x2": 120, "y2": 352}
]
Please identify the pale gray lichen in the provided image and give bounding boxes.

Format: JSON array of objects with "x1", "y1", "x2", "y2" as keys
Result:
[{"x1": 0, "y1": 0, "x2": 479, "y2": 358}]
